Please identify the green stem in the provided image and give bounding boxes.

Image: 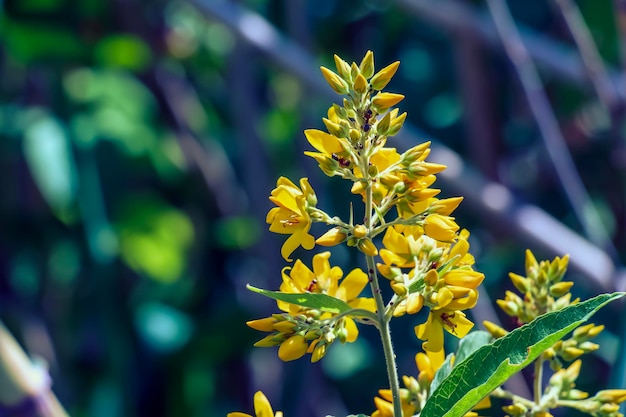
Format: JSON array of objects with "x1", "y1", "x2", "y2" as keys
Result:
[
  {"x1": 534, "y1": 357, "x2": 544, "y2": 404},
  {"x1": 367, "y1": 254, "x2": 402, "y2": 417},
  {"x1": 363, "y1": 177, "x2": 402, "y2": 417}
]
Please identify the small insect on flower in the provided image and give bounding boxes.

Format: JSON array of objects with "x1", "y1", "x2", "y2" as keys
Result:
[
  {"x1": 440, "y1": 312, "x2": 457, "y2": 334},
  {"x1": 306, "y1": 279, "x2": 318, "y2": 292},
  {"x1": 332, "y1": 153, "x2": 351, "y2": 168}
]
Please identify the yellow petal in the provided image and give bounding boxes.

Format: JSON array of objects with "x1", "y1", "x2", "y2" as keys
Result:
[
  {"x1": 348, "y1": 297, "x2": 377, "y2": 312},
  {"x1": 304, "y1": 129, "x2": 344, "y2": 154},
  {"x1": 338, "y1": 268, "x2": 368, "y2": 301},
  {"x1": 344, "y1": 317, "x2": 359, "y2": 343},
  {"x1": 227, "y1": 413, "x2": 252, "y2": 417},
  {"x1": 253, "y1": 391, "x2": 275, "y2": 417}
]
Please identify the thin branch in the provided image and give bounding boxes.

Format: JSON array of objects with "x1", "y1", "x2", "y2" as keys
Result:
[{"x1": 484, "y1": 0, "x2": 617, "y2": 258}]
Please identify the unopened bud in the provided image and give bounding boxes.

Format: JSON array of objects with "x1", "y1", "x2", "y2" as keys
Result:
[
  {"x1": 387, "y1": 111, "x2": 407, "y2": 136},
  {"x1": 353, "y1": 225, "x2": 367, "y2": 238},
  {"x1": 246, "y1": 317, "x2": 277, "y2": 332},
  {"x1": 391, "y1": 282, "x2": 407, "y2": 296},
  {"x1": 273, "y1": 321, "x2": 296, "y2": 334},
  {"x1": 370, "y1": 61, "x2": 400, "y2": 90},
  {"x1": 483, "y1": 320, "x2": 508, "y2": 339},
  {"x1": 561, "y1": 347, "x2": 585, "y2": 361},
  {"x1": 596, "y1": 389, "x2": 626, "y2": 404},
  {"x1": 509, "y1": 273, "x2": 530, "y2": 293},
  {"x1": 354, "y1": 73, "x2": 368, "y2": 94},
  {"x1": 316, "y1": 227, "x2": 347, "y2": 247},
  {"x1": 549, "y1": 281, "x2": 574, "y2": 297},
  {"x1": 358, "y1": 238, "x2": 378, "y2": 256},
  {"x1": 371, "y1": 92, "x2": 404, "y2": 113},
  {"x1": 359, "y1": 50, "x2": 375, "y2": 79},
  {"x1": 502, "y1": 403, "x2": 527, "y2": 415},
  {"x1": 320, "y1": 66, "x2": 349, "y2": 94},
  {"x1": 406, "y1": 293, "x2": 424, "y2": 314}
]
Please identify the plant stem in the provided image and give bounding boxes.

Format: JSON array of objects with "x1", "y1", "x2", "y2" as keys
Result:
[
  {"x1": 367, "y1": 254, "x2": 402, "y2": 417},
  {"x1": 364, "y1": 180, "x2": 402, "y2": 417},
  {"x1": 534, "y1": 357, "x2": 544, "y2": 404}
]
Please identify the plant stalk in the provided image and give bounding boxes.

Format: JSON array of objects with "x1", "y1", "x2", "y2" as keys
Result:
[{"x1": 364, "y1": 179, "x2": 402, "y2": 417}]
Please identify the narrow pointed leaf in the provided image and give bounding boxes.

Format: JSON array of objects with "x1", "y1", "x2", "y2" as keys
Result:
[
  {"x1": 421, "y1": 292, "x2": 625, "y2": 417},
  {"x1": 247, "y1": 284, "x2": 352, "y2": 314}
]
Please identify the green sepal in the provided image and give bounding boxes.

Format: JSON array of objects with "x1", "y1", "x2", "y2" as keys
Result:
[{"x1": 421, "y1": 292, "x2": 625, "y2": 417}]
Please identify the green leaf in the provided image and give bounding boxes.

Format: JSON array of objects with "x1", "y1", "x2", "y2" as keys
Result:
[
  {"x1": 431, "y1": 331, "x2": 493, "y2": 393},
  {"x1": 247, "y1": 285, "x2": 352, "y2": 314},
  {"x1": 421, "y1": 292, "x2": 625, "y2": 417}
]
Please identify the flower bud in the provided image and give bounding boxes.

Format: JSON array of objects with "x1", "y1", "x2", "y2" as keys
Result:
[
  {"x1": 353, "y1": 224, "x2": 368, "y2": 239},
  {"x1": 333, "y1": 54, "x2": 351, "y2": 81},
  {"x1": 430, "y1": 197, "x2": 463, "y2": 216},
  {"x1": 423, "y1": 214, "x2": 459, "y2": 242},
  {"x1": 596, "y1": 389, "x2": 626, "y2": 404},
  {"x1": 354, "y1": 73, "x2": 368, "y2": 94},
  {"x1": 387, "y1": 111, "x2": 407, "y2": 136},
  {"x1": 322, "y1": 117, "x2": 348, "y2": 138},
  {"x1": 273, "y1": 321, "x2": 296, "y2": 334},
  {"x1": 371, "y1": 92, "x2": 404, "y2": 113},
  {"x1": 561, "y1": 346, "x2": 585, "y2": 361},
  {"x1": 370, "y1": 61, "x2": 400, "y2": 90},
  {"x1": 254, "y1": 334, "x2": 284, "y2": 347},
  {"x1": 320, "y1": 66, "x2": 349, "y2": 94},
  {"x1": 359, "y1": 50, "x2": 375, "y2": 79},
  {"x1": 406, "y1": 293, "x2": 424, "y2": 314},
  {"x1": 376, "y1": 111, "x2": 391, "y2": 135},
  {"x1": 496, "y1": 299, "x2": 519, "y2": 317},
  {"x1": 391, "y1": 282, "x2": 407, "y2": 296},
  {"x1": 278, "y1": 334, "x2": 308, "y2": 361},
  {"x1": 424, "y1": 269, "x2": 439, "y2": 286},
  {"x1": 311, "y1": 342, "x2": 327, "y2": 363},
  {"x1": 316, "y1": 228, "x2": 347, "y2": 246},
  {"x1": 358, "y1": 238, "x2": 378, "y2": 256},
  {"x1": 483, "y1": 320, "x2": 508, "y2": 339},
  {"x1": 502, "y1": 403, "x2": 527, "y2": 416},
  {"x1": 408, "y1": 161, "x2": 447, "y2": 176},
  {"x1": 247, "y1": 317, "x2": 277, "y2": 332},
  {"x1": 509, "y1": 273, "x2": 530, "y2": 293}
]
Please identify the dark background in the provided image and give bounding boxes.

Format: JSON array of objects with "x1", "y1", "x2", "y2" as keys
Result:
[{"x1": 0, "y1": 0, "x2": 625, "y2": 416}]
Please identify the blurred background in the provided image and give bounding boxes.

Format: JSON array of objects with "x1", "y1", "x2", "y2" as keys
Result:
[{"x1": 1, "y1": 0, "x2": 626, "y2": 416}]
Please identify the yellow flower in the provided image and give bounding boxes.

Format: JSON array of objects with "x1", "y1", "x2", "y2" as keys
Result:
[
  {"x1": 414, "y1": 309, "x2": 474, "y2": 368},
  {"x1": 279, "y1": 252, "x2": 376, "y2": 315},
  {"x1": 423, "y1": 213, "x2": 459, "y2": 242},
  {"x1": 378, "y1": 226, "x2": 424, "y2": 269},
  {"x1": 266, "y1": 177, "x2": 316, "y2": 261},
  {"x1": 228, "y1": 391, "x2": 283, "y2": 417}
]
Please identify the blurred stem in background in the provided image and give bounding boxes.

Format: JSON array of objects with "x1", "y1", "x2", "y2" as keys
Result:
[{"x1": 0, "y1": 322, "x2": 68, "y2": 417}]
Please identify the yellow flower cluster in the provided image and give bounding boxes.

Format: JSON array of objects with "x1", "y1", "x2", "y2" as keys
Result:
[
  {"x1": 377, "y1": 227, "x2": 484, "y2": 367},
  {"x1": 247, "y1": 252, "x2": 375, "y2": 362}
]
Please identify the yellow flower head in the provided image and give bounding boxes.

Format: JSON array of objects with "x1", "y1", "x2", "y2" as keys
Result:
[
  {"x1": 227, "y1": 391, "x2": 283, "y2": 417},
  {"x1": 414, "y1": 309, "x2": 474, "y2": 368},
  {"x1": 279, "y1": 251, "x2": 376, "y2": 315},
  {"x1": 266, "y1": 177, "x2": 317, "y2": 261}
]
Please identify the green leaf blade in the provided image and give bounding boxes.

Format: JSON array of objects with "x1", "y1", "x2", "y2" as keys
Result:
[
  {"x1": 247, "y1": 284, "x2": 352, "y2": 314},
  {"x1": 421, "y1": 292, "x2": 625, "y2": 417}
]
